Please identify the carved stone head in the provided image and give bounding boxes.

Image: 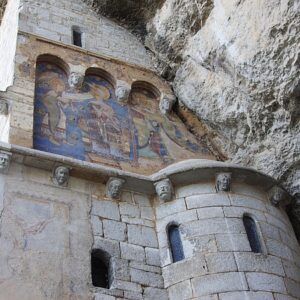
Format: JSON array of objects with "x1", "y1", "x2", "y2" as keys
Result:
[
  {"x1": 0, "y1": 152, "x2": 10, "y2": 173},
  {"x1": 216, "y1": 173, "x2": 231, "y2": 192},
  {"x1": 269, "y1": 186, "x2": 284, "y2": 206},
  {"x1": 68, "y1": 72, "x2": 84, "y2": 90},
  {"x1": 154, "y1": 178, "x2": 173, "y2": 202},
  {"x1": 53, "y1": 166, "x2": 70, "y2": 186},
  {"x1": 292, "y1": 195, "x2": 300, "y2": 220},
  {"x1": 159, "y1": 94, "x2": 176, "y2": 115},
  {"x1": 106, "y1": 177, "x2": 126, "y2": 199},
  {"x1": 268, "y1": 186, "x2": 290, "y2": 207},
  {"x1": 0, "y1": 100, "x2": 8, "y2": 115},
  {"x1": 115, "y1": 81, "x2": 131, "y2": 104}
]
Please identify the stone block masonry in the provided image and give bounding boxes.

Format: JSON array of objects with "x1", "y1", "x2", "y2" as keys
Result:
[
  {"x1": 0, "y1": 148, "x2": 299, "y2": 299},
  {"x1": 18, "y1": 0, "x2": 153, "y2": 69},
  {"x1": 156, "y1": 180, "x2": 300, "y2": 299}
]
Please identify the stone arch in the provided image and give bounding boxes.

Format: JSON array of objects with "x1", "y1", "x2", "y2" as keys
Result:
[
  {"x1": 85, "y1": 67, "x2": 116, "y2": 88},
  {"x1": 131, "y1": 80, "x2": 161, "y2": 100},
  {"x1": 36, "y1": 54, "x2": 70, "y2": 76},
  {"x1": 33, "y1": 55, "x2": 69, "y2": 155}
]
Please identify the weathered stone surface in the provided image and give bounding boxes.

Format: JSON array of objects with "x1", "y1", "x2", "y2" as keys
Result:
[
  {"x1": 191, "y1": 272, "x2": 248, "y2": 297},
  {"x1": 205, "y1": 252, "x2": 237, "y2": 273},
  {"x1": 128, "y1": 225, "x2": 158, "y2": 248},
  {"x1": 145, "y1": 247, "x2": 161, "y2": 267},
  {"x1": 246, "y1": 273, "x2": 287, "y2": 293},
  {"x1": 219, "y1": 291, "x2": 274, "y2": 300},
  {"x1": 130, "y1": 268, "x2": 164, "y2": 288},
  {"x1": 103, "y1": 220, "x2": 127, "y2": 241},
  {"x1": 147, "y1": 0, "x2": 300, "y2": 199},
  {"x1": 168, "y1": 280, "x2": 193, "y2": 300},
  {"x1": 163, "y1": 255, "x2": 208, "y2": 287},
  {"x1": 121, "y1": 242, "x2": 145, "y2": 262},
  {"x1": 93, "y1": 0, "x2": 300, "y2": 201},
  {"x1": 143, "y1": 287, "x2": 168, "y2": 300},
  {"x1": 92, "y1": 200, "x2": 120, "y2": 221},
  {"x1": 235, "y1": 252, "x2": 285, "y2": 276}
]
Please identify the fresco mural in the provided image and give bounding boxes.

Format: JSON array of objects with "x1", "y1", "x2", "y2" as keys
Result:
[{"x1": 33, "y1": 62, "x2": 211, "y2": 173}]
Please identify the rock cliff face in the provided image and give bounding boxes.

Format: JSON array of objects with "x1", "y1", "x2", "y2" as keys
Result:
[{"x1": 87, "y1": 0, "x2": 300, "y2": 197}]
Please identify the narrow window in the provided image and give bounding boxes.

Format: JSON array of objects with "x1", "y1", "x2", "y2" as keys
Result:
[
  {"x1": 91, "y1": 250, "x2": 110, "y2": 288},
  {"x1": 168, "y1": 224, "x2": 184, "y2": 262},
  {"x1": 243, "y1": 215, "x2": 263, "y2": 253},
  {"x1": 72, "y1": 27, "x2": 82, "y2": 47}
]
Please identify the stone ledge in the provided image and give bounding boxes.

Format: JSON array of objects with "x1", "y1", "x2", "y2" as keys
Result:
[{"x1": 0, "y1": 142, "x2": 290, "y2": 198}]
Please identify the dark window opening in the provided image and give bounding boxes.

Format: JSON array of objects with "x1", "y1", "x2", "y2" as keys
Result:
[
  {"x1": 91, "y1": 250, "x2": 110, "y2": 288},
  {"x1": 168, "y1": 224, "x2": 184, "y2": 262},
  {"x1": 73, "y1": 28, "x2": 82, "y2": 47},
  {"x1": 243, "y1": 215, "x2": 263, "y2": 253}
]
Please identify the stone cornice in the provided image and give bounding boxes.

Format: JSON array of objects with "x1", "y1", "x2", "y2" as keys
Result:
[{"x1": 0, "y1": 142, "x2": 290, "y2": 201}]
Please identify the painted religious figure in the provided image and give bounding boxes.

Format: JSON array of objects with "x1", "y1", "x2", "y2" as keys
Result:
[{"x1": 33, "y1": 62, "x2": 212, "y2": 174}]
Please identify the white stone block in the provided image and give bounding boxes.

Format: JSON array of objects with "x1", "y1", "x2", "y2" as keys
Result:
[
  {"x1": 205, "y1": 252, "x2": 237, "y2": 273},
  {"x1": 192, "y1": 272, "x2": 248, "y2": 297},
  {"x1": 130, "y1": 268, "x2": 163, "y2": 288},
  {"x1": 219, "y1": 291, "x2": 274, "y2": 300},
  {"x1": 120, "y1": 243, "x2": 145, "y2": 262},
  {"x1": 246, "y1": 273, "x2": 286, "y2": 293},
  {"x1": 146, "y1": 247, "x2": 161, "y2": 267},
  {"x1": 235, "y1": 252, "x2": 285, "y2": 276},
  {"x1": 186, "y1": 194, "x2": 230, "y2": 209},
  {"x1": 103, "y1": 220, "x2": 126, "y2": 241},
  {"x1": 128, "y1": 225, "x2": 158, "y2": 248},
  {"x1": 92, "y1": 200, "x2": 120, "y2": 221},
  {"x1": 168, "y1": 280, "x2": 192, "y2": 300},
  {"x1": 156, "y1": 198, "x2": 186, "y2": 219}
]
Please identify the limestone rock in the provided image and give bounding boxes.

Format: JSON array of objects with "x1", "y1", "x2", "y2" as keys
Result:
[{"x1": 148, "y1": 0, "x2": 300, "y2": 196}]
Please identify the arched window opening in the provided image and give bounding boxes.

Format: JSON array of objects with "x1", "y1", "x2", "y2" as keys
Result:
[
  {"x1": 72, "y1": 26, "x2": 82, "y2": 47},
  {"x1": 91, "y1": 249, "x2": 110, "y2": 289},
  {"x1": 168, "y1": 224, "x2": 184, "y2": 263},
  {"x1": 243, "y1": 215, "x2": 263, "y2": 254}
]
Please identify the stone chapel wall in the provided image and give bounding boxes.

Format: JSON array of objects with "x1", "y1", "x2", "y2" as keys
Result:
[
  {"x1": 156, "y1": 181, "x2": 300, "y2": 299},
  {"x1": 19, "y1": 0, "x2": 153, "y2": 68},
  {"x1": 0, "y1": 161, "x2": 167, "y2": 300}
]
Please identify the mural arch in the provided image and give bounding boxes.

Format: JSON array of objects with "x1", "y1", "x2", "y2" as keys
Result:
[{"x1": 33, "y1": 61, "x2": 211, "y2": 174}]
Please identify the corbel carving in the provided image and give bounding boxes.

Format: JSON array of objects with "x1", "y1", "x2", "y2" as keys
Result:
[
  {"x1": 106, "y1": 177, "x2": 126, "y2": 199},
  {"x1": 115, "y1": 80, "x2": 131, "y2": 105},
  {"x1": 0, "y1": 151, "x2": 11, "y2": 174},
  {"x1": 154, "y1": 178, "x2": 174, "y2": 202},
  {"x1": 268, "y1": 186, "x2": 290, "y2": 207},
  {"x1": 216, "y1": 173, "x2": 231, "y2": 192},
  {"x1": 0, "y1": 99, "x2": 8, "y2": 115},
  {"x1": 68, "y1": 72, "x2": 84, "y2": 90},
  {"x1": 159, "y1": 94, "x2": 176, "y2": 115},
  {"x1": 53, "y1": 165, "x2": 70, "y2": 187}
]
